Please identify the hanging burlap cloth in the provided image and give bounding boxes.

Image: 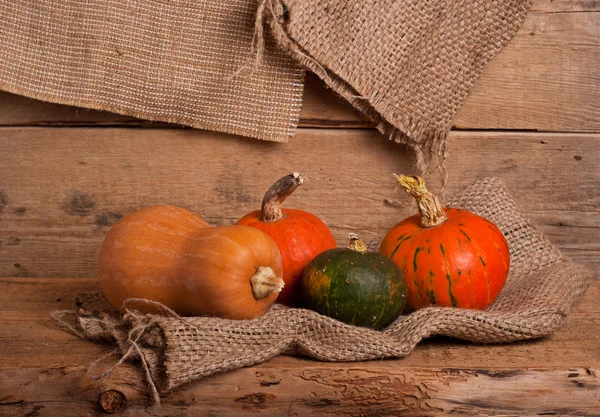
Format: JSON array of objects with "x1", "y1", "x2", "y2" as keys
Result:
[
  {"x1": 1, "y1": 0, "x2": 531, "y2": 157},
  {"x1": 0, "y1": 0, "x2": 305, "y2": 141},
  {"x1": 52, "y1": 178, "x2": 593, "y2": 404},
  {"x1": 263, "y1": 0, "x2": 533, "y2": 166}
]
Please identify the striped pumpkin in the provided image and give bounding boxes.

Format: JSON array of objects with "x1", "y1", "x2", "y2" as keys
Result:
[{"x1": 379, "y1": 175, "x2": 510, "y2": 310}]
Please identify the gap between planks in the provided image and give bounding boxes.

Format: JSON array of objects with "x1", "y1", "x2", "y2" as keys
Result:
[{"x1": 0, "y1": 125, "x2": 599, "y2": 136}]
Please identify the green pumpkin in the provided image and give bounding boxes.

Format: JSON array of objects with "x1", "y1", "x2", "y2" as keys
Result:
[{"x1": 301, "y1": 234, "x2": 407, "y2": 330}]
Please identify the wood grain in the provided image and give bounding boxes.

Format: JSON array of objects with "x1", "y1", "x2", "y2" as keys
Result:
[
  {"x1": 454, "y1": 7, "x2": 600, "y2": 133},
  {"x1": 0, "y1": 127, "x2": 598, "y2": 278},
  {"x1": 0, "y1": 2, "x2": 598, "y2": 132},
  {"x1": 530, "y1": 0, "x2": 600, "y2": 13},
  {"x1": 0, "y1": 1, "x2": 597, "y2": 414},
  {"x1": 1, "y1": 277, "x2": 598, "y2": 416},
  {"x1": 2, "y1": 365, "x2": 598, "y2": 416}
]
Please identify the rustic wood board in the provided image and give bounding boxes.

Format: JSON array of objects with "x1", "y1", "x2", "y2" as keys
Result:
[
  {"x1": 0, "y1": 1, "x2": 598, "y2": 132},
  {"x1": 0, "y1": 277, "x2": 598, "y2": 416},
  {"x1": 1, "y1": 127, "x2": 598, "y2": 278}
]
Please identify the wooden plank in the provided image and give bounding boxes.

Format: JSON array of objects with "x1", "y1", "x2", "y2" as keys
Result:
[
  {"x1": 0, "y1": 127, "x2": 598, "y2": 278},
  {"x1": 453, "y1": 7, "x2": 600, "y2": 133},
  {"x1": 0, "y1": 278, "x2": 599, "y2": 416},
  {"x1": 1, "y1": 365, "x2": 598, "y2": 416},
  {"x1": 530, "y1": 0, "x2": 600, "y2": 13},
  {"x1": 0, "y1": 2, "x2": 598, "y2": 132}
]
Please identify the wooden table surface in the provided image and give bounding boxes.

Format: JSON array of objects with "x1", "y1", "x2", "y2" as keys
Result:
[
  {"x1": 0, "y1": 277, "x2": 598, "y2": 416},
  {"x1": 1, "y1": 0, "x2": 599, "y2": 415}
]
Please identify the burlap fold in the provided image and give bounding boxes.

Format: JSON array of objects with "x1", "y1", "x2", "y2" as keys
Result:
[
  {"x1": 263, "y1": 0, "x2": 532, "y2": 166},
  {"x1": 52, "y1": 178, "x2": 593, "y2": 404},
  {"x1": 0, "y1": 0, "x2": 304, "y2": 142}
]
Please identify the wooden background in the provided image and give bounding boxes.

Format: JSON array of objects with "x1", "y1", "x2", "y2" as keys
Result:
[
  {"x1": 0, "y1": 0, "x2": 598, "y2": 279},
  {"x1": 0, "y1": 1, "x2": 599, "y2": 415}
]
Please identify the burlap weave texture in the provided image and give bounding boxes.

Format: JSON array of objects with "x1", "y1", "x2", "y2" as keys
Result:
[
  {"x1": 0, "y1": 0, "x2": 304, "y2": 141},
  {"x1": 53, "y1": 178, "x2": 593, "y2": 403},
  {"x1": 266, "y1": 0, "x2": 532, "y2": 164},
  {"x1": 1, "y1": 0, "x2": 531, "y2": 154}
]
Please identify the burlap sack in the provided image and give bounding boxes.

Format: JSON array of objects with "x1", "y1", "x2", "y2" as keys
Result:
[
  {"x1": 0, "y1": 0, "x2": 304, "y2": 141},
  {"x1": 52, "y1": 177, "x2": 593, "y2": 404},
  {"x1": 263, "y1": 0, "x2": 532, "y2": 166}
]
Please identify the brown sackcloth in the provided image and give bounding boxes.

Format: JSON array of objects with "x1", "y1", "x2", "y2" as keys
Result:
[
  {"x1": 52, "y1": 177, "x2": 593, "y2": 404},
  {"x1": 0, "y1": 0, "x2": 304, "y2": 141},
  {"x1": 1, "y1": 1, "x2": 531, "y2": 152},
  {"x1": 262, "y1": 0, "x2": 532, "y2": 166}
]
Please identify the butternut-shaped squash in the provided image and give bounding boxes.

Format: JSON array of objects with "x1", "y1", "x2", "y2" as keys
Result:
[{"x1": 98, "y1": 205, "x2": 284, "y2": 319}]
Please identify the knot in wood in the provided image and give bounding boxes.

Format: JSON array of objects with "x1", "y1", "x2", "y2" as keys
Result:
[{"x1": 98, "y1": 390, "x2": 126, "y2": 414}]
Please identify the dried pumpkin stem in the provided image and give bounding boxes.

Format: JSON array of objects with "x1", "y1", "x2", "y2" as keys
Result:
[
  {"x1": 260, "y1": 172, "x2": 304, "y2": 222},
  {"x1": 250, "y1": 266, "x2": 285, "y2": 299},
  {"x1": 347, "y1": 233, "x2": 368, "y2": 254},
  {"x1": 394, "y1": 174, "x2": 448, "y2": 228}
]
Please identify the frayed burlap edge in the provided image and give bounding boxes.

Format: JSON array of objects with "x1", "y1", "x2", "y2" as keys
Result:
[{"x1": 257, "y1": 0, "x2": 533, "y2": 172}]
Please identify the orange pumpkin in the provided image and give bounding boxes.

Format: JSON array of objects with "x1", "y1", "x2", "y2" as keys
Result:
[
  {"x1": 98, "y1": 205, "x2": 284, "y2": 319},
  {"x1": 236, "y1": 173, "x2": 336, "y2": 306},
  {"x1": 379, "y1": 175, "x2": 509, "y2": 310}
]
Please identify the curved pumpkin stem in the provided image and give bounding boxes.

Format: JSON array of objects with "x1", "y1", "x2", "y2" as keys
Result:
[
  {"x1": 250, "y1": 266, "x2": 285, "y2": 299},
  {"x1": 394, "y1": 174, "x2": 448, "y2": 228},
  {"x1": 347, "y1": 233, "x2": 368, "y2": 254},
  {"x1": 260, "y1": 172, "x2": 305, "y2": 222}
]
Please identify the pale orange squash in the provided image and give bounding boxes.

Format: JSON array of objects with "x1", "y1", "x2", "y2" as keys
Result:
[{"x1": 98, "y1": 205, "x2": 284, "y2": 319}]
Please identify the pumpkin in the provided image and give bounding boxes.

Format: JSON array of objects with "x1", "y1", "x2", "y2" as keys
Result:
[
  {"x1": 236, "y1": 173, "x2": 336, "y2": 306},
  {"x1": 301, "y1": 234, "x2": 407, "y2": 330},
  {"x1": 98, "y1": 205, "x2": 284, "y2": 319},
  {"x1": 379, "y1": 175, "x2": 510, "y2": 310}
]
